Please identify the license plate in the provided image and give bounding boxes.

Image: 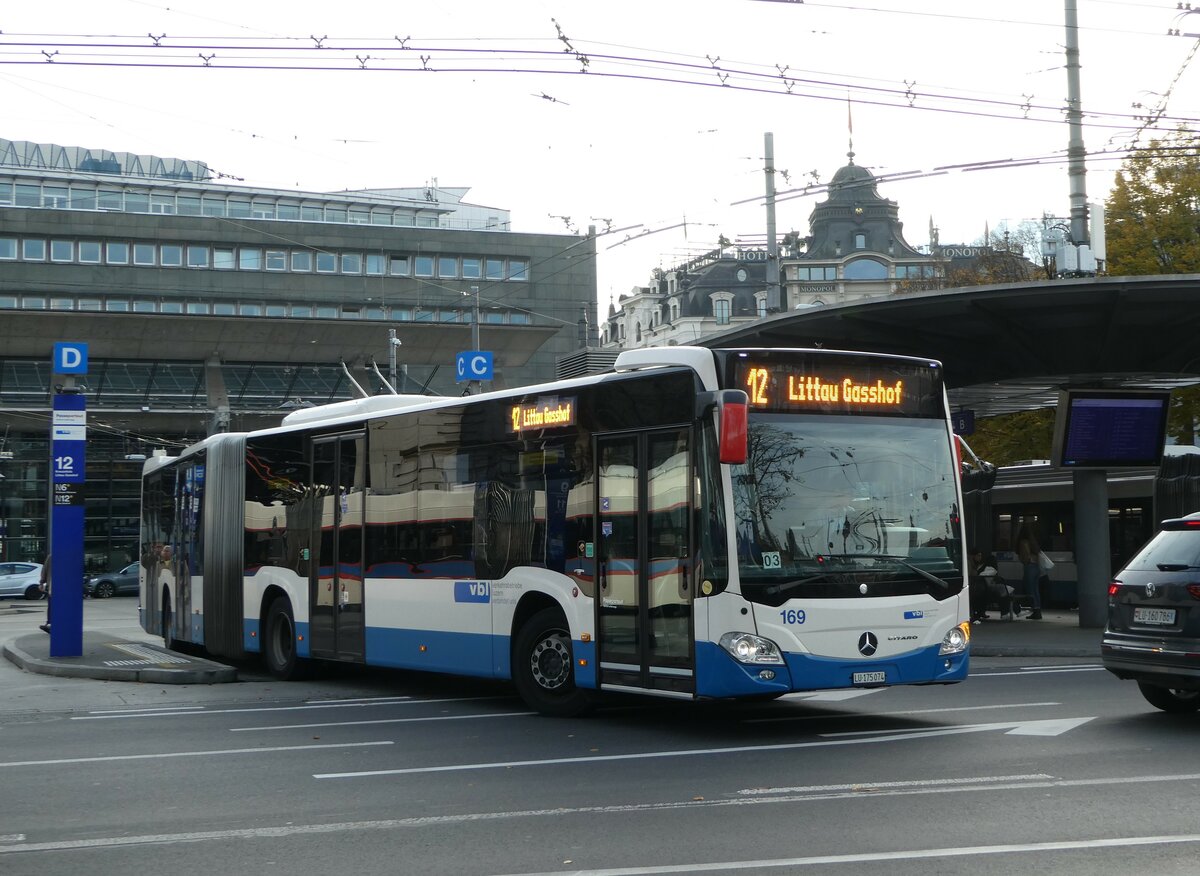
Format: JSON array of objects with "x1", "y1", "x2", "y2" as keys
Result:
[
  {"x1": 853, "y1": 671, "x2": 887, "y2": 685},
  {"x1": 1133, "y1": 607, "x2": 1176, "y2": 625}
]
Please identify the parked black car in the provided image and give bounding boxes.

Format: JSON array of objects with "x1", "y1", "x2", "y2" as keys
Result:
[
  {"x1": 84, "y1": 562, "x2": 140, "y2": 598},
  {"x1": 1102, "y1": 513, "x2": 1200, "y2": 712}
]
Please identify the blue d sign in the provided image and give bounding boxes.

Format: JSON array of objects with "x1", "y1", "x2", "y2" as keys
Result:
[
  {"x1": 53, "y1": 342, "x2": 89, "y2": 374},
  {"x1": 455, "y1": 351, "x2": 494, "y2": 383}
]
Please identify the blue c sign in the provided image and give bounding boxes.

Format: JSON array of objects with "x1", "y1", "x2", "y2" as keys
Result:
[{"x1": 455, "y1": 351, "x2": 494, "y2": 383}]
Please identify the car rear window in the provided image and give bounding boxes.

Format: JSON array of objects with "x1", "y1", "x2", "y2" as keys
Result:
[{"x1": 1125, "y1": 528, "x2": 1200, "y2": 571}]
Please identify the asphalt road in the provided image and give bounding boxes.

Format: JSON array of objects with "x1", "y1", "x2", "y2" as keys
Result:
[{"x1": 1, "y1": 597, "x2": 1197, "y2": 875}]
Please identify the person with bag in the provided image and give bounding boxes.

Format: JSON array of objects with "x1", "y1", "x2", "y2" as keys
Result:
[{"x1": 1016, "y1": 524, "x2": 1044, "y2": 620}]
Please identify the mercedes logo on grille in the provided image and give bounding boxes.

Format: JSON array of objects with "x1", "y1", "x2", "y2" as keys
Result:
[{"x1": 858, "y1": 632, "x2": 879, "y2": 657}]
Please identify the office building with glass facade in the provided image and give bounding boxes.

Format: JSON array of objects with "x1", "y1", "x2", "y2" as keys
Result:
[{"x1": 0, "y1": 138, "x2": 596, "y2": 570}]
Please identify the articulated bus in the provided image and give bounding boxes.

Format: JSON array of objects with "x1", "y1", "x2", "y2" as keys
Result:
[{"x1": 140, "y1": 346, "x2": 972, "y2": 715}]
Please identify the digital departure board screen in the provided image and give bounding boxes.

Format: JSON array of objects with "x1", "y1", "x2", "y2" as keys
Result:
[
  {"x1": 1052, "y1": 390, "x2": 1170, "y2": 468},
  {"x1": 725, "y1": 352, "x2": 942, "y2": 417}
]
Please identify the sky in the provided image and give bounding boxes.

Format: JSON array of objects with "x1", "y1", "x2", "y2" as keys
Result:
[{"x1": 3, "y1": 0, "x2": 1198, "y2": 316}]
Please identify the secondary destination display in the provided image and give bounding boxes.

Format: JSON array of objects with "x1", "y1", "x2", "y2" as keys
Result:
[
  {"x1": 509, "y1": 396, "x2": 576, "y2": 432},
  {"x1": 730, "y1": 357, "x2": 937, "y2": 416}
]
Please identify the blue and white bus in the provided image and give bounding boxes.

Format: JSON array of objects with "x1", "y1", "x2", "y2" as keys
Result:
[{"x1": 140, "y1": 346, "x2": 973, "y2": 715}]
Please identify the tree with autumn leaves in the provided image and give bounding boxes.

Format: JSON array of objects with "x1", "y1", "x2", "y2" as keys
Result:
[{"x1": 1106, "y1": 127, "x2": 1200, "y2": 275}]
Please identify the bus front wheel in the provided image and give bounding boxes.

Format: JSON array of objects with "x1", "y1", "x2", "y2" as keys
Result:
[
  {"x1": 264, "y1": 597, "x2": 310, "y2": 680},
  {"x1": 513, "y1": 607, "x2": 592, "y2": 717}
]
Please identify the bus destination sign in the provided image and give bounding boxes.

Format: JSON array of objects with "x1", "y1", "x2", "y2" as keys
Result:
[
  {"x1": 735, "y1": 361, "x2": 932, "y2": 416},
  {"x1": 509, "y1": 396, "x2": 576, "y2": 433}
]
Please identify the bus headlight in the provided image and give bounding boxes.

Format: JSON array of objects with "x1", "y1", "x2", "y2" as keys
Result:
[
  {"x1": 719, "y1": 632, "x2": 785, "y2": 665},
  {"x1": 938, "y1": 622, "x2": 971, "y2": 656}
]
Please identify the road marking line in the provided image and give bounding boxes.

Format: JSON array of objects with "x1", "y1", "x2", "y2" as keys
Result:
[
  {"x1": 86, "y1": 705, "x2": 206, "y2": 714},
  {"x1": 313, "y1": 717, "x2": 1095, "y2": 779},
  {"x1": 496, "y1": 834, "x2": 1200, "y2": 875},
  {"x1": 745, "y1": 701, "x2": 1061, "y2": 723},
  {"x1": 72, "y1": 696, "x2": 501, "y2": 720},
  {"x1": 972, "y1": 666, "x2": 1105, "y2": 677},
  {"x1": 738, "y1": 773, "x2": 1054, "y2": 796},
  {"x1": 0, "y1": 740, "x2": 391, "y2": 769},
  {"x1": 230, "y1": 711, "x2": 533, "y2": 732}
]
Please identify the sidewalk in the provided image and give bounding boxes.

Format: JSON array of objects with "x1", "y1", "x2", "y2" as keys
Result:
[
  {"x1": 1, "y1": 629, "x2": 238, "y2": 683},
  {"x1": 968, "y1": 607, "x2": 1102, "y2": 658}
]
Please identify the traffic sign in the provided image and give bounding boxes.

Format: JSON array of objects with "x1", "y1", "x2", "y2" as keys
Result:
[
  {"x1": 953, "y1": 409, "x2": 975, "y2": 436},
  {"x1": 53, "y1": 342, "x2": 89, "y2": 374},
  {"x1": 455, "y1": 351, "x2": 494, "y2": 383}
]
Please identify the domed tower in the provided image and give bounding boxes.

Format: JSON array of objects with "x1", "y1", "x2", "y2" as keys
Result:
[{"x1": 804, "y1": 151, "x2": 922, "y2": 261}]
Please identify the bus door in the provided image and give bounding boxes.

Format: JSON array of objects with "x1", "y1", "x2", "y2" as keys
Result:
[
  {"x1": 595, "y1": 428, "x2": 695, "y2": 696},
  {"x1": 309, "y1": 433, "x2": 366, "y2": 661}
]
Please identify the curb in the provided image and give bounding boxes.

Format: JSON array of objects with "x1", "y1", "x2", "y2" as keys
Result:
[{"x1": 1, "y1": 638, "x2": 238, "y2": 684}]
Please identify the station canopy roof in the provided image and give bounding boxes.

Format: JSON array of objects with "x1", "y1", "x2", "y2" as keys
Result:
[{"x1": 702, "y1": 274, "x2": 1200, "y2": 418}]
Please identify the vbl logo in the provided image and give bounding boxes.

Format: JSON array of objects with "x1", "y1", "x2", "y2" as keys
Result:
[{"x1": 454, "y1": 580, "x2": 491, "y2": 603}]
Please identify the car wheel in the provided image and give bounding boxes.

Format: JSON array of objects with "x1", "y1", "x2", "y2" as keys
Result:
[
  {"x1": 1137, "y1": 681, "x2": 1200, "y2": 713},
  {"x1": 264, "y1": 596, "x2": 310, "y2": 680},
  {"x1": 95, "y1": 581, "x2": 115, "y2": 599},
  {"x1": 512, "y1": 607, "x2": 592, "y2": 717},
  {"x1": 24, "y1": 584, "x2": 44, "y2": 601}
]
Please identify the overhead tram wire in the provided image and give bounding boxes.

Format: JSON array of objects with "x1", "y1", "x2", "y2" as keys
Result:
[{"x1": 1, "y1": 37, "x2": 1197, "y2": 132}]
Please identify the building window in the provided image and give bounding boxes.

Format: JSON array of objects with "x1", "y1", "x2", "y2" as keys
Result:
[
  {"x1": 0, "y1": 296, "x2": 16, "y2": 308},
  {"x1": 509, "y1": 259, "x2": 528, "y2": 281},
  {"x1": 187, "y1": 245, "x2": 209, "y2": 268},
  {"x1": 202, "y1": 197, "x2": 226, "y2": 217},
  {"x1": 755, "y1": 293, "x2": 768, "y2": 318},
  {"x1": 414, "y1": 256, "x2": 435, "y2": 277},
  {"x1": 14, "y1": 184, "x2": 41, "y2": 207},
  {"x1": 290, "y1": 305, "x2": 313, "y2": 318},
  {"x1": 124, "y1": 192, "x2": 149, "y2": 213},
  {"x1": 315, "y1": 252, "x2": 336, "y2": 273},
  {"x1": 315, "y1": 306, "x2": 338, "y2": 318},
  {"x1": 186, "y1": 302, "x2": 210, "y2": 315},
  {"x1": 239, "y1": 303, "x2": 263, "y2": 316},
  {"x1": 44, "y1": 186, "x2": 68, "y2": 208},
  {"x1": 132, "y1": 300, "x2": 157, "y2": 313},
  {"x1": 78, "y1": 299, "x2": 102, "y2": 312},
  {"x1": 239, "y1": 248, "x2": 263, "y2": 270},
  {"x1": 150, "y1": 194, "x2": 175, "y2": 214},
  {"x1": 78, "y1": 241, "x2": 101, "y2": 263},
  {"x1": 160, "y1": 245, "x2": 183, "y2": 267},
  {"x1": 844, "y1": 257, "x2": 888, "y2": 280},
  {"x1": 0, "y1": 238, "x2": 16, "y2": 260},
  {"x1": 51, "y1": 297, "x2": 75, "y2": 310},
  {"x1": 98, "y1": 188, "x2": 123, "y2": 210},
  {"x1": 214, "y1": 248, "x2": 235, "y2": 270},
  {"x1": 485, "y1": 258, "x2": 505, "y2": 280},
  {"x1": 795, "y1": 265, "x2": 836, "y2": 281},
  {"x1": 133, "y1": 243, "x2": 155, "y2": 266},
  {"x1": 510, "y1": 312, "x2": 531, "y2": 325},
  {"x1": 364, "y1": 306, "x2": 387, "y2": 320},
  {"x1": 389, "y1": 256, "x2": 410, "y2": 276},
  {"x1": 301, "y1": 205, "x2": 323, "y2": 221},
  {"x1": 714, "y1": 298, "x2": 731, "y2": 325},
  {"x1": 438, "y1": 256, "x2": 458, "y2": 278},
  {"x1": 251, "y1": 201, "x2": 275, "y2": 219},
  {"x1": 348, "y1": 209, "x2": 369, "y2": 225},
  {"x1": 365, "y1": 254, "x2": 384, "y2": 275},
  {"x1": 227, "y1": 199, "x2": 251, "y2": 218},
  {"x1": 213, "y1": 302, "x2": 236, "y2": 315},
  {"x1": 22, "y1": 239, "x2": 46, "y2": 261},
  {"x1": 855, "y1": 233, "x2": 866, "y2": 249},
  {"x1": 265, "y1": 304, "x2": 286, "y2": 317},
  {"x1": 277, "y1": 203, "x2": 300, "y2": 221},
  {"x1": 51, "y1": 240, "x2": 75, "y2": 262},
  {"x1": 177, "y1": 196, "x2": 201, "y2": 216},
  {"x1": 462, "y1": 257, "x2": 481, "y2": 279},
  {"x1": 160, "y1": 301, "x2": 183, "y2": 314},
  {"x1": 291, "y1": 251, "x2": 312, "y2": 272},
  {"x1": 265, "y1": 250, "x2": 287, "y2": 271},
  {"x1": 22, "y1": 296, "x2": 46, "y2": 309},
  {"x1": 341, "y1": 253, "x2": 362, "y2": 274},
  {"x1": 106, "y1": 242, "x2": 129, "y2": 264},
  {"x1": 69, "y1": 187, "x2": 96, "y2": 210}
]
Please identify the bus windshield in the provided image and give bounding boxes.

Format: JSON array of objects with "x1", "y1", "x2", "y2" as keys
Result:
[{"x1": 731, "y1": 414, "x2": 963, "y2": 603}]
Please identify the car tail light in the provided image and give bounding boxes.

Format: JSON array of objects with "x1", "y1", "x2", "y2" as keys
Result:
[
  {"x1": 1108, "y1": 582, "x2": 1122, "y2": 597},
  {"x1": 1188, "y1": 584, "x2": 1200, "y2": 600}
]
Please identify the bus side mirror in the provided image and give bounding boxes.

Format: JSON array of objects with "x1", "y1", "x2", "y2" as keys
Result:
[{"x1": 696, "y1": 390, "x2": 748, "y2": 465}]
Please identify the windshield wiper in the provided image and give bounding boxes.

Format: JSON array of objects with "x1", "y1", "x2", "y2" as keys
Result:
[
  {"x1": 817, "y1": 553, "x2": 952, "y2": 592},
  {"x1": 758, "y1": 573, "x2": 831, "y2": 599}
]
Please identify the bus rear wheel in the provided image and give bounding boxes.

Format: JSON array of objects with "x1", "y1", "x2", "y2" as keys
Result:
[
  {"x1": 513, "y1": 607, "x2": 592, "y2": 717},
  {"x1": 264, "y1": 597, "x2": 310, "y2": 680}
]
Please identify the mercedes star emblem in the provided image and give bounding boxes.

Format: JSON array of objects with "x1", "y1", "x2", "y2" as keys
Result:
[{"x1": 858, "y1": 631, "x2": 879, "y2": 657}]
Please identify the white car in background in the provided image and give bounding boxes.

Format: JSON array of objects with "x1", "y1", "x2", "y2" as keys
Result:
[{"x1": 0, "y1": 562, "x2": 45, "y2": 600}]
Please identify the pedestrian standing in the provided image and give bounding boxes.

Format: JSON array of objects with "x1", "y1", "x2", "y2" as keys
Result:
[{"x1": 1016, "y1": 525, "x2": 1044, "y2": 620}]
